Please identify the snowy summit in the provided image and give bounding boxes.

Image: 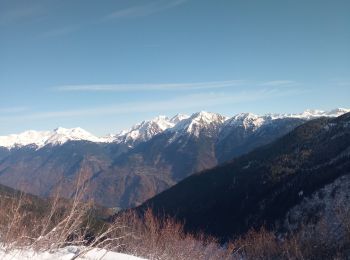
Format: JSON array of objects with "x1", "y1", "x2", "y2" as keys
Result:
[
  {"x1": 0, "y1": 127, "x2": 107, "y2": 149},
  {"x1": 0, "y1": 108, "x2": 349, "y2": 149}
]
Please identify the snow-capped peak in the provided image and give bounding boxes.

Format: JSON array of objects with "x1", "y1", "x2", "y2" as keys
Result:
[
  {"x1": 325, "y1": 108, "x2": 350, "y2": 117},
  {"x1": 0, "y1": 127, "x2": 107, "y2": 149},
  {"x1": 170, "y1": 111, "x2": 227, "y2": 136},
  {"x1": 114, "y1": 115, "x2": 176, "y2": 145},
  {"x1": 1, "y1": 108, "x2": 349, "y2": 149},
  {"x1": 222, "y1": 108, "x2": 350, "y2": 133},
  {"x1": 193, "y1": 111, "x2": 228, "y2": 123},
  {"x1": 267, "y1": 108, "x2": 350, "y2": 120},
  {"x1": 225, "y1": 113, "x2": 265, "y2": 130},
  {"x1": 170, "y1": 114, "x2": 190, "y2": 124},
  {"x1": 47, "y1": 127, "x2": 103, "y2": 145}
]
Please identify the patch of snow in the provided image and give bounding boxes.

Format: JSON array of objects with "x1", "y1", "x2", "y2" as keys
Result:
[
  {"x1": 325, "y1": 108, "x2": 350, "y2": 117},
  {"x1": 242, "y1": 162, "x2": 252, "y2": 170},
  {"x1": 224, "y1": 113, "x2": 266, "y2": 130},
  {"x1": 0, "y1": 246, "x2": 145, "y2": 260},
  {"x1": 99, "y1": 134, "x2": 119, "y2": 143},
  {"x1": 284, "y1": 174, "x2": 350, "y2": 242},
  {"x1": 169, "y1": 114, "x2": 190, "y2": 124},
  {"x1": 267, "y1": 108, "x2": 350, "y2": 120},
  {"x1": 114, "y1": 115, "x2": 176, "y2": 145},
  {"x1": 1, "y1": 108, "x2": 348, "y2": 149},
  {"x1": 0, "y1": 127, "x2": 110, "y2": 149},
  {"x1": 170, "y1": 111, "x2": 227, "y2": 137}
]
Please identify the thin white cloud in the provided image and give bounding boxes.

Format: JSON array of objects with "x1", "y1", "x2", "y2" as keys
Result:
[
  {"x1": 39, "y1": 0, "x2": 188, "y2": 37},
  {"x1": 330, "y1": 78, "x2": 350, "y2": 87},
  {"x1": 54, "y1": 80, "x2": 300, "y2": 92},
  {"x1": 0, "y1": 5, "x2": 43, "y2": 25},
  {"x1": 104, "y1": 0, "x2": 188, "y2": 20},
  {"x1": 259, "y1": 80, "x2": 296, "y2": 87},
  {"x1": 0, "y1": 107, "x2": 28, "y2": 114},
  {"x1": 0, "y1": 87, "x2": 304, "y2": 122},
  {"x1": 41, "y1": 25, "x2": 81, "y2": 38},
  {"x1": 54, "y1": 80, "x2": 246, "y2": 92}
]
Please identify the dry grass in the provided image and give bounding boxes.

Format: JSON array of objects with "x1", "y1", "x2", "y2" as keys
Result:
[
  {"x1": 0, "y1": 172, "x2": 125, "y2": 259},
  {"x1": 1, "y1": 175, "x2": 350, "y2": 260},
  {"x1": 0, "y1": 191, "x2": 234, "y2": 259},
  {"x1": 113, "y1": 209, "x2": 235, "y2": 260},
  {"x1": 2, "y1": 196, "x2": 350, "y2": 260},
  {"x1": 0, "y1": 169, "x2": 234, "y2": 260}
]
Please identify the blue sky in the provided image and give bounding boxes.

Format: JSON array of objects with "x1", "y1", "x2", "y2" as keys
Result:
[{"x1": 0, "y1": 0, "x2": 349, "y2": 135}]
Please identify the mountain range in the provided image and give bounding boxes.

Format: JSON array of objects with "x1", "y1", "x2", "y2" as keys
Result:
[
  {"x1": 0, "y1": 108, "x2": 348, "y2": 149},
  {"x1": 137, "y1": 112, "x2": 350, "y2": 240},
  {"x1": 0, "y1": 108, "x2": 349, "y2": 208}
]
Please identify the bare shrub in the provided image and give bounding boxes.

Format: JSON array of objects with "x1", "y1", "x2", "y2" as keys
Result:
[
  {"x1": 113, "y1": 209, "x2": 235, "y2": 260},
  {"x1": 232, "y1": 227, "x2": 281, "y2": 260},
  {"x1": 0, "y1": 195, "x2": 235, "y2": 259},
  {"x1": 0, "y1": 171, "x2": 124, "y2": 257},
  {"x1": 0, "y1": 192, "x2": 43, "y2": 251},
  {"x1": 231, "y1": 202, "x2": 350, "y2": 260},
  {"x1": 2, "y1": 172, "x2": 350, "y2": 259}
]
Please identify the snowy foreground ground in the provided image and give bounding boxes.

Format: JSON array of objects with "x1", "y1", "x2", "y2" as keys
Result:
[{"x1": 0, "y1": 246, "x2": 145, "y2": 260}]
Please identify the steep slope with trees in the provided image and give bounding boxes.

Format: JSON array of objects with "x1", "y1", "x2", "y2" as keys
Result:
[{"x1": 139, "y1": 113, "x2": 350, "y2": 239}]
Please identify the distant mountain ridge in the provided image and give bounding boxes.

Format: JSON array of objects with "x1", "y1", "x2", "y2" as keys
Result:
[
  {"x1": 0, "y1": 108, "x2": 348, "y2": 208},
  {"x1": 0, "y1": 127, "x2": 108, "y2": 149},
  {"x1": 0, "y1": 108, "x2": 348, "y2": 149}
]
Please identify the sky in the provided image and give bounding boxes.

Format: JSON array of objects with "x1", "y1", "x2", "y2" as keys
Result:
[{"x1": 0, "y1": 0, "x2": 349, "y2": 136}]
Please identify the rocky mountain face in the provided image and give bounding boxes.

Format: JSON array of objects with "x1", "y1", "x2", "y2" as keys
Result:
[
  {"x1": 0, "y1": 109, "x2": 348, "y2": 208},
  {"x1": 137, "y1": 112, "x2": 350, "y2": 240}
]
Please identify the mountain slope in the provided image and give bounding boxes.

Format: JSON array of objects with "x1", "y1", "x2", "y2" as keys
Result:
[
  {"x1": 0, "y1": 109, "x2": 348, "y2": 208},
  {"x1": 138, "y1": 112, "x2": 350, "y2": 239},
  {"x1": 0, "y1": 141, "x2": 114, "y2": 198},
  {"x1": 1, "y1": 108, "x2": 346, "y2": 150},
  {"x1": 216, "y1": 115, "x2": 304, "y2": 163},
  {"x1": 0, "y1": 181, "x2": 50, "y2": 220},
  {"x1": 113, "y1": 115, "x2": 182, "y2": 147},
  {"x1": 104, "y1": 113, "x2": 305, "y2": 208},
  {"x1": 112, "y1": 112, "x2": 304, "y2": 182}
]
